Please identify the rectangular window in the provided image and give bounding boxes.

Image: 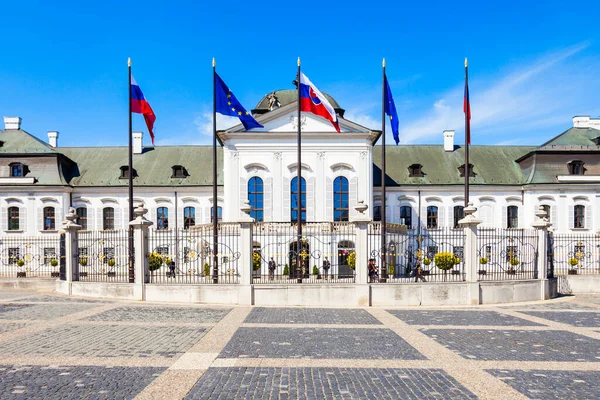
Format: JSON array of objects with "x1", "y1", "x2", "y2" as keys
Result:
[
  {"x1": 574, "y1": 205, "x2": 585, "y2": 228},
  {"x1": 507, "y1": 206, "x2": 519, "y2": 228},
  {"x1": 76, "y1": 207, "x2": 87, "y2": 230},
  {"x1": 103, "y1": 208, "x2": 114, "y2": 230},
  {"x1": 211, "y1": 206, "x2": 222, "y2": 223},
  {"x1": 103, "y1": 247, "x2": 115, "y2": 264},
  {"x1": 157, "y1": 207, "x2": 169, "y2": 230},
  {"x1": 184, "y1": 207, "x2": 195, "y2": 229},
  {"x1": 10, "y1": 164, "x2": 23, "y2": 177},
  {"x1": 400, "y1": 206, "x2": 412, "y2": 228},
  {"x1": 8, "y1": 207, "x2": 19, "y2": 230},
  {"x1": 453, "y1": 206, "x2": 464, "y2": 228},
  {"x1": 44, "y1": 248, "x2": 56, "y2": 265},
  {"x1": 426, "y1": 206, "x2": 438, "y2": 229},
  {"x1": 43, "y1": 207, "x2": 55, "y2": 230}
]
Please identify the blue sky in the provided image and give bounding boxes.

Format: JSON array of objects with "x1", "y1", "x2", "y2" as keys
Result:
[{"x1": 1, "y1": 0, "x2": 599, "y2": 147}]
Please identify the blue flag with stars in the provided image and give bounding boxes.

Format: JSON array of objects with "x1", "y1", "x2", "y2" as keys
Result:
[
  {"x1": 215, "y1": 73, "x2": 263, "y2": 130},
  {"x1": 384, "y1": 74, "x2": 399, "y2": 145}
]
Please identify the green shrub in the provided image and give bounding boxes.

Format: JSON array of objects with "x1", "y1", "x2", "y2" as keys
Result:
[
  {"x1": 312, "y1": 265, "x2": 319, "y2": 275},
  {"x1": 17, "y1": 259, "x2": 25, "y2": 267},
  {"x1": 423, "y1": 258, "x2": 431, "y2": 266},
  {"x1": 79, "y1": 258, "x2": 87, "y2": 266},
  {"x1": 509, "y1": 258, "x2": 520, "y2": 266},
  {"x1": 433, "y1": 252, "x2": 456, "y2": 271},
  {"x1": 387, "y1": 261, "x2": 395, "y2": 276},
  {"x1": 347, "y1": 251, "x2": 356, "y2": 270},
  {"x1": 479, "y1": 257, "x2": 488, "y2": 265},
  {"x1": 50, "y1": 259, "x2": 58, "y2": 267},
  {"x1": 252, "y1": 252, "x2": 261, "y2": 271},
  {"x1": 203, "y1": 262, "x2": 211, "y2": 276},
  {"x1": 107, "y1": 259, "x2": 115, "y2": 267},
  {"x1": 283, "y1": 264, "x2": 289, "y2": 275},
  {"x1": 568, "y1": 257, "x2": 579, "y2": 266},
  {"x1": 148, "y1": 252, "x2": 163, "y2": 271}
]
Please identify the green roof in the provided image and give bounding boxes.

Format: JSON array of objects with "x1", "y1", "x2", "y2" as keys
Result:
[
  {"x1": 373, "y1": 145, "x2": 535, "y2": 186},
  {"x1": 59, "y1": 146, "x2": 223, "y2": 187},
  {"x1": 539, "y1": 127, "x2": 600, "y2": 148},
  {"x1": 0, "y1": 129, "x2": 58, "y2": 154}
]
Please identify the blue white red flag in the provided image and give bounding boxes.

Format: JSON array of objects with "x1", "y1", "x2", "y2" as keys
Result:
[
  {"x1": 131, "y1": 75, "x2": 156, "y2": 144},
  {"x1": 299, "y1": 72, "x2": 340, "y2": 132}
]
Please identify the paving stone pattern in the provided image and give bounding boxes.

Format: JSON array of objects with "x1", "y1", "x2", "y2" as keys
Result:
[
  {"x1": 219, "y1": 327, "x2": 426, "y2": 360},
  {"x1": 86, "y1": 306, "x2": 232, "y2": 324},
  {"x1": 501, "y1": 302, "x2": 595, "y2": 311},
  {"x1": 0, "y1": 365, "x2": 165, "y2": 400},
  {"x1": 487, "y1": 369, "x2": 600, "y2": 400},
  {"x1": 245, "y1": 307, "x2": 383, "y2": 325},
  {"x1": 421, "y1": 329, "x2": 600, "y2": 362},
  {"x1": 0, "y1": 323, "x2": 28, "y2": 334},
  {"x1": 0, "y1": 324, "x2": 208, "y2": 358},
  {"x1": 185, "y1": 367, "x2": 477, "y2": 400},
  {"x1": 0, "y1": 291, "x2": 34, "y2": 299},
  {"x1": 387, "y1": 310, "x2": 543, "y2": 326},
  {"x1": 0, "y1": 303, "x2": 94, "y2": 320},
  {"x1": 520, "y1": 311, "x2": 600, "y2": 327},
  {"x1": 0, "y1": 304, "x2": 30, "y2": 314},
  {"x1": 11, "y1": 295, "x2": 108, "y2": 304}
]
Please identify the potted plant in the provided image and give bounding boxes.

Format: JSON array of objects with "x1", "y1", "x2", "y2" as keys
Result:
[
  {"x1": 347, "y1": 251, "x2": 356, "y2": 270},
  {"x1": 252, "y1": 252, "x2": 261, "y2": 277},
  {"x1": 507, "y1": 258, "x2": 519, "y2": 274},
  {"x1": 422, "y1": 257, "x2": 431, "y2": 275},
  {"x1": 50, "y1": 259, "x2": 59, "y2": 267},
  {"x1": 434, "y1": 252, "x2": 455, "y2": 280},
  {"x1": 203, "y1": 262, "x2": 211, "y2": 276},
  {"x1": 283, "y1": 264, "x2": 289, "y2": 276},
  {"x1": 451, "y1": 256, "x2": 462, "y2": 275},
  {"x1": 568, "y1": 257, "x2": 578, "y2": 275},
  {"x1": 312, "y1": 265, "x2": 320, "y2": 279},
  {"x1": 478, "y1": 257, "x2": 488, "y2": 275},
  {"x1": 16, "y1": 259, "x2": 26, "y2": 277},
  {"x1": 148, "y1": 252, "x2": 163, "y2": 272}
]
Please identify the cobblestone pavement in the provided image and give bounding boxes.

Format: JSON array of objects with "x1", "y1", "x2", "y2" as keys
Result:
[{"x1": 0, "y1": 289, "x2": 599, "y2": 399}]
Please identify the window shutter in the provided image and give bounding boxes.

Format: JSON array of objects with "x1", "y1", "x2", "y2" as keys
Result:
[
  {"x1": 586, "y1": 205, "x2": 593, "y2": 230},
  {"x1": 177, "y1": 205, "x2": 184, "y2": 229},
  {"x1": 204, "y1": 207, "x2": 210, "y2": 223},
  {"x1": 114, "y1": 208, "x2": 123, "y2": 230},
  {"x1": 518, "y1": 206, "x2": 523, "y2": 228},
  {"x1": 325, "y1": 177, "x2": 333, "y2": 221},
  {"x1": 438, "y1": 206, "x2": 445, "y2": 228},
  {"x1": 87, "y1": 208, "x2": 95, "y2": 230},
  {"x1": 411, "y1": 206, "x2": 417, "y2": 230},
  {"x1": 551, "y1": 205, "x2": 557, "y2": 229},
  {"x1": 37, "y1": 206, "x2": 43, "y2": 231},
  {"x1": 568, "y1": 205, "x2": 574, "y2": 229},
  {"x1": 283, "y1": 177, "x2": 291, "y2": 221},
  {"x1": 167, "y1": 206, "x2": 174, "y2": 229},
  {"x1": 55, "y1": 207, "x2": 62, "y2": 229},
  {"x1": 264, "y1": 177, "x2": 273, "y2": 222},
  {"x1": 420, "y1": 206, "x2": 427, "y2": 228},
  {"x1": 240, "y1": 177, "x2": 247, "y2": 219},
  {"x1": 349, "y1": 177, "x2": 358, "y2": 218},
  {"x1": 447, "y1": 206, "x2": 453, "y2": 227},
  {"x1": 385, "y1": 206, "x2": 391, "y2": 222},
  {"x1": 502, "y1": 206, "x2": 508, "y2": 228},
  {"x1": 1, "y1": 207, "x2": 7, "y2": 231},
  {"x1": 148, "y1": 207, "x2": 155, "y2": 226},
  {"x1": 20, "y1": 206, "x2": 27, "y2": 232},
  {"x1": 307, "y1": 177, "x2": 315, "y2": 222},
  {"x1": 97, "y1": 208, "x2": 103, "y2": 230}
]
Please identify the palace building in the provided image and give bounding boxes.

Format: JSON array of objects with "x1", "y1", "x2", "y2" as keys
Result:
[{"x1": 1, "y1": 91, "x2": 599, "y2": 235}]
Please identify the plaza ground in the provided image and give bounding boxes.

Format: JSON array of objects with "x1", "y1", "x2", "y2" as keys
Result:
[{"x1": 0, "y1": 287, "x2": 599, "y2": 399}]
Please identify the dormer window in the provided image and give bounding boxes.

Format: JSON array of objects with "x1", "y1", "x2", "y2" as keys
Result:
[
  {"x1": 119, "y1": 166, "x2": 137, "y2": 179},
  {"x1": 458, "y1": 164, "x2": 476, "y2": 177},
  {"x1": 9, "y1": 163, "x2": 26, "y2": 177},
  {"x1": 171, "y1": 165, "x2": 188, "y2": 178},
  {"x1": 408, "y1": 164, "x2": 423, "y2": 177},
  {"x1": 568, "y1": 160, "x2": 585, "y2": 175}
]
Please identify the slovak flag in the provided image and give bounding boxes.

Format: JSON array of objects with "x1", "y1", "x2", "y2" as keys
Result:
[
  {"x1": 299, "y1": 72, "x2": 340, "y2": 132},
  {"x1": 131, "y1": 75, "x2": 156, "y2": 144}
]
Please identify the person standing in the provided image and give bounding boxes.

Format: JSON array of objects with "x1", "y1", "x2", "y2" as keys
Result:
[
  {"x1": 322, "y1": 256, "x2": 331, "y2": 280},
  {"x1": 268, "y1": 257, "x2": 276, "y2": 281}
]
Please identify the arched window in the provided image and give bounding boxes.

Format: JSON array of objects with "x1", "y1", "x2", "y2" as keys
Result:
[
  {"x1": 426, "y1": 206, "x2": 438, "y2": 229},
  {"x1": 157, "y1": 207, "x2": 168, "y2": 230},
  {"x1": 43, "y1": 207, "x2": 55, "y2": 230},
  {"x1": 507, "y1": 205, "x2": 518, "y2": 228},
  {"x1": 103, "y1": 207, "x2": 115, "y2": 230},
  {"x1": 373, "y1": 206, "x2": 382, "y2": 222},
  {"x1": 248, "y1": 177, "x2": 264, "y2": 222},
  {"x1": 574, "y1": 205, "x2": 585, "y2": 228},
  {"x1": 291, "y1": 177, "x2": 306, "y2": 223},
  {"x1": 211, "y1": 206, "x2": 222, "y2": 222},
  {"x1": 400, "y1": 206, "x2": 412, "y2": 227},
  {"x1": 184, "y1": 207, "x2": 195, "y2": 229},
  {"x1": 453, "y1": 206, "x2": 464, "y2": 228},
  {"x1": 76, "y1": 207, "x2": 87, "y2": 230},
  {"x1": 333, "y1": 176, "x2": 349, "y2": 222},
  {"x1": 8, "y1": 207, "x2": 19, "y2": 231}
]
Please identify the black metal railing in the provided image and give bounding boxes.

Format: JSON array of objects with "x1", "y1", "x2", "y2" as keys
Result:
[
  {"x1": 147, "y1": 223, "x2": 240, "y2": 284},
  {"x1": 77, "y1": 230, "x2": 132, "y2": 282},
  {"x1": 368, "y1": 225, "x2": 466, "y2": 283},
  {"x1": 0, "y1": 234, "x2": 62, "y2": 278},
  {"x1": 252, "y1": 222, "x2": 356, "y2": 284},
  {"x1": 548, "y1": 232, "x2": 600, "y2": 276},
  {"x1": 476, "y1": 228, "x2": 538, "y2": 281}
]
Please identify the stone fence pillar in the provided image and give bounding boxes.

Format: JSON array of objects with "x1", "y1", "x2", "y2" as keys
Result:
[
  {"x1": 237, "y1": 201, "x2": 253, "y2": 304},
  {"x1": 351, "y1": 201, "x2": 372, "y2": 286},
  {"x1": 129, "y1": 204, "x2": 153, "y2": 301},
  {"x1": 61, "y1": 207, "x2": 82, "y2": 294},
  {"x1": 459, "y1": 202, "x2": 481, "y2": 305},
  {"x1": 532, "y1": 206, "x2": 552, "y2": 299}
]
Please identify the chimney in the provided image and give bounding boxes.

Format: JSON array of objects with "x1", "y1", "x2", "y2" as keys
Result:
[
  {"x1": 4, "y1": 117, "x2": 22, "y2": 130},
  {"x1": 47, "y1": 131, "x2": 59, "y2": 147},
  {"x1": 133, "y1": 132, "x2": 143, "y2": 154},
  {"x1": 573, "y1": 115, "x2": 590, "y2": 128},
  {"x1": 443, "y1": 130, "x2": 455, "y2": 152}
]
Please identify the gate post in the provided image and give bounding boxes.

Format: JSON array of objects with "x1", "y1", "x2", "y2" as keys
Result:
[
  {"x1": 532, "y1": 206, "x2": 552, "y2": 299},
  {"x1": 459, "y1": 202, "x2": 481, "y2": 305},
  {"x1": 238, "y1": 201, "x2": 254, "y2": 304},
  {"x1": 351, "y1": 201, "x2": 371, "y2": 305},
  {"x1": 60, "y1": 207, "x2": 82, "y2": 295},
  {"x1": 129, "y1": 204, "x2": 153, "y2": 301}
]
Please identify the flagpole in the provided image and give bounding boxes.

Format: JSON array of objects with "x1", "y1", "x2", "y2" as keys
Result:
[
  {"x1": 380, "y1": 58, "x2": 387, "y2": 282},
  {"x1": 464, "y1": 58, "x2": 470, "y2": 207},
  {"x1": 296, "y1": 57, "x2": 303, "y2": 283},
  {"x1": 212, "y1": 57, "x2": 219, "y2": 284},
  {"x1": 127, "y1": 58, "x2": 134, "y2": 284}
]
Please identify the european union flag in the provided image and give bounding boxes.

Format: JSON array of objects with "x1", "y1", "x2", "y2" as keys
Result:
[
  {"x1": 384, "y1": 75, "x2": 399, "y2": 145},
  {"x1": 215, "y1": 73, "x2": 263, "y2": 130}
]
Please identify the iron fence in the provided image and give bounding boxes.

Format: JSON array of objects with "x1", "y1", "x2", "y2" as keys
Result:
[
  {"x1": 148, "y1": 223, "x2": 240, "y2": 284},
  {"x1": 77, "y1": 230, "x2": 132, "y2": 282},
  {"x1": 548, "y1": 232, "x2": 600, "y2": 276},
  {"x1": 476, "y1": 228, "x2": 538, "y2": 280},
  {"x1": 0, "y1": 234, "x2": 62, "y2": 278},
  {"x1": 368, "y1": 225, "x2": 466, "y2": 283},
  {"x1": 252, "y1": 222, "x2": 356, "y2": 284}
]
